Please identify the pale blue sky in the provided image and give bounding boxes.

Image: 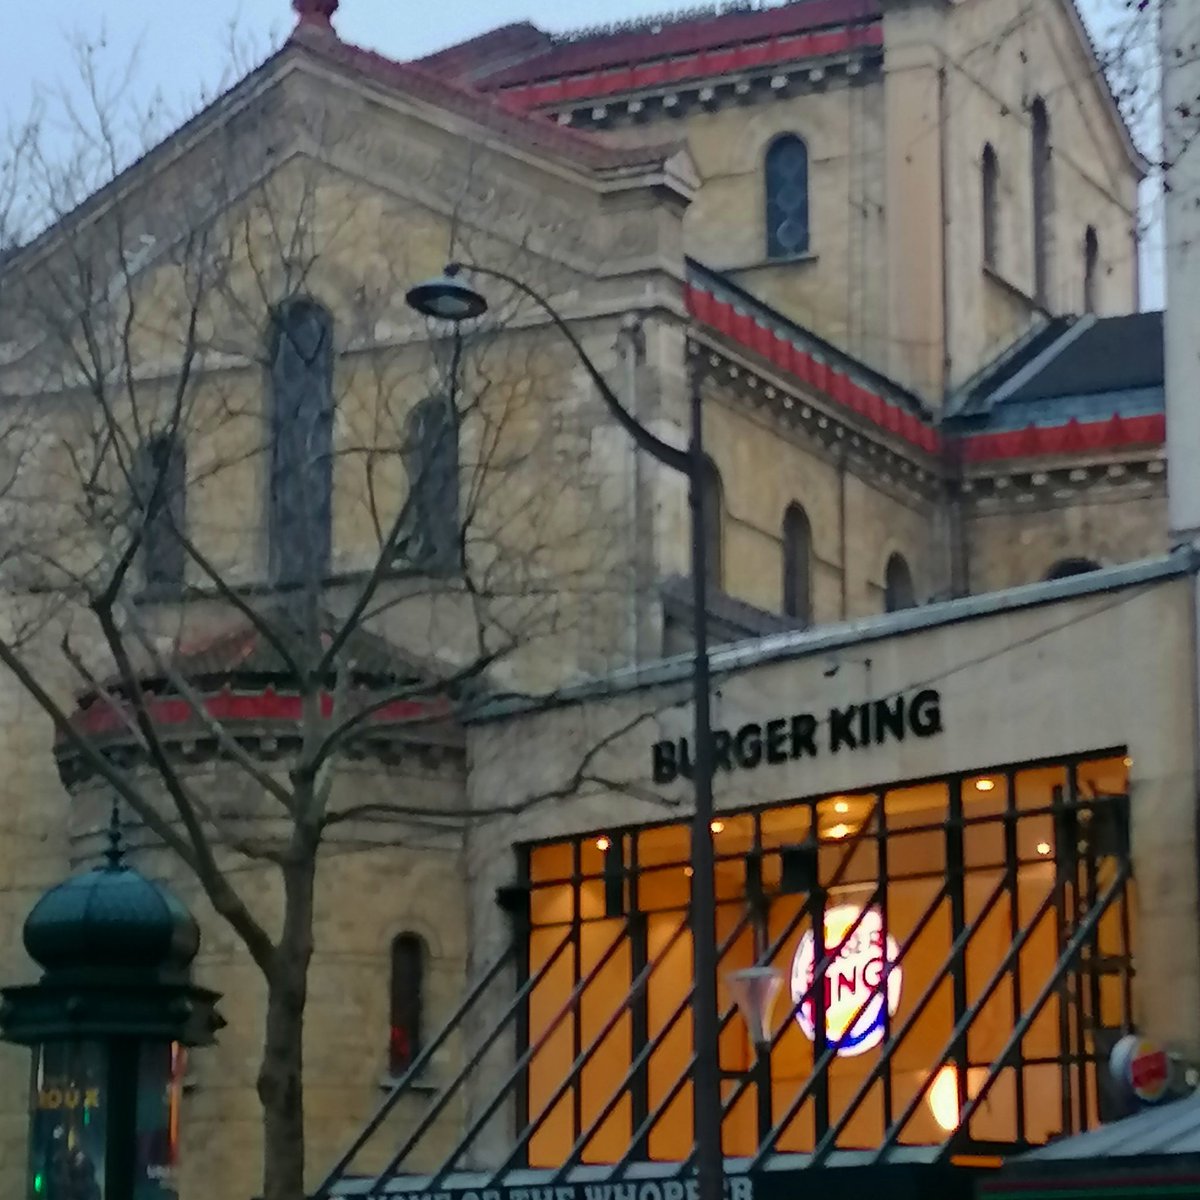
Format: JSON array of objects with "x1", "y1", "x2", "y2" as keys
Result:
[{"x1": 0, "y1": 0, "x2": 1160, "y2": 305}]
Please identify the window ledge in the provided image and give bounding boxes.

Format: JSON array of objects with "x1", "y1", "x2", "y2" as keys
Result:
[
  {"x1": 378, "y1": 1073, "x2": 439, "y2": 1095},
  {"x1": 726, "y1": 252, "x2": 819, "y2": 272}
]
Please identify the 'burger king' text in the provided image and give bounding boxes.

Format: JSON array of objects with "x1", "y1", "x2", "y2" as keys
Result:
[{"x1": 651, "y1": 688, "x2": 943, "y2": 785}]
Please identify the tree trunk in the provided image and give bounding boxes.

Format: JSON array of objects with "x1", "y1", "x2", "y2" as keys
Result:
[{"x1": 258, "y1": 857, "x2": 316, "y2": 1200}]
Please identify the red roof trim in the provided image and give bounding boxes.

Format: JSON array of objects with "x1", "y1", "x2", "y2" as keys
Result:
[
  {"x1": 496, "y1": 23, "x2": 882, "y2": 110},
  {"x1": 686, "y1": 281, "x2": 941, "y2": 454},
  {"x1": 65, "y1": 684, "x2": 449, "y2": 740},
  {"x1": 473, "y1": 0, "x2": 881, "y2": 88},
  {"x1": 960, "y1": 413, "x2": 1166, "y2": 462}
]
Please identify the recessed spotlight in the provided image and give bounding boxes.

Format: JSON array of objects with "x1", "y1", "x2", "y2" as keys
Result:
[
  {"x1": 834, "y1": 801, "x2": 850, "y2": 815},
  {"x1": 975, "y1": 779, "x2": 996, "y2": 793},
  {"x1": 684, "y1": 866, "x2": 695, "y2": 877},
  {"x1": 596, "y1": 836, "x2": 611, "y2": 852},
  {"x1": 1123, "y1": 756, "x2": 1133, "y2": 768},
  {"x1": 1036, "y1": 842, "x2": 1052, "y2": 857},
  {"x1": 710, "y1": 820, "x2": 725, "y2": 834}
]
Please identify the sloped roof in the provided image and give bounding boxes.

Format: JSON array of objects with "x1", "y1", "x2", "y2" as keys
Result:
[
  {"x1": 453, "y1": 0, "x2": 881, "y2": 90},
  {"x1": 948, "y1": 312, "x2": 1164, "y2": 431}
]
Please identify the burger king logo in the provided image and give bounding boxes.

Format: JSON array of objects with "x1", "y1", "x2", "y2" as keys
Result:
[{"x1": 791, "y1": 905, "x2": 902, "y2": 1057}]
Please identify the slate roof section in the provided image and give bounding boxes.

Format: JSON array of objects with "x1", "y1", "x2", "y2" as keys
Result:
[
  {"x1": 945, "y1": 311, "x2": 1165, "y2": 458},
  {"x1": 1005, "y1": 311, "x2": 1164, "y2": 403}
]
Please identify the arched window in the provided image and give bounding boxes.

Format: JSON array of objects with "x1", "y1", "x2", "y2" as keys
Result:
[
  {"x1": 1083, "y1": 225, "x2": 1099, "y2": 314},
  {"x1": 135, "y1": 432, "x2": 186, "y2": 596},
  {"x1": 781, "y1": 502, "x2": 812, "y2": 624},
  {"x1": 1031, "y1": 98, "x2": 1053, "y2": 303},
  {"x1": 982, "y1": 143, "x2": 1000, "y2": 270},
  {"x1": 765, "y1": 135, "x2": 810, "y2": 260},
  {"x1": 697, "y1": 456, "x2": 723, "y2": 590},
  {"x1": 268, "y1": 297, "x2": 334, "y2": 587},
  {"x1": 884, "y1": 553, "x2": 916, "y2": 613},
  {"x1": 389, "y1": 933, "x2": 426, "y2": 1076},
  {"x1": 397, "y1": 394, "x2": 460, "y2": 568},
  {"x1": 1045, "y1": 557, "x2": 1100, "y2": 581}
]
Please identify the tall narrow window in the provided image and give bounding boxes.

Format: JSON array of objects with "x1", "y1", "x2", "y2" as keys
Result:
[
  {"x1": 884, "y1": 553, "x2": 915, "y2": 613},
  {"x1": 397, "y1": 394, "x2": 460, "y2": 568},
  {"x1": 782, "y1": 502, "x2": 812, "y2": 624},
  {"x1": 268, "y1": 297, "x2": 334, "y2": 587},
  {"x1": 1031, "y1": 98, "x2": 1053, "y2": 304},
  {"x1": 135, "y1": 432, "x2": 186, "y2": 596},
  {"x1": 698, "y1": 456, "x2": 723, "y2": 591},
  {"x1": 982, "y1": 143, "x2": 1000, "y2": 270},
  {"x1": 1083, "y1": 226, "x2": 1099, "y2": 314},
  {"x1": 765, "y1": 135, "x2": 810, "y2": 260},
  {"x1": 389, "y1": 933, "x2": 425, "y2": 1076}
]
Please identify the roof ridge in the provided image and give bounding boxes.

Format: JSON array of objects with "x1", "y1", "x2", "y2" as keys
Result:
[
  {"x1": 294, "y1": 29, "x2": 682, "y2": 170},
  {"x1": 550, "y1": 0, "x2": 771, "y2": 44}
]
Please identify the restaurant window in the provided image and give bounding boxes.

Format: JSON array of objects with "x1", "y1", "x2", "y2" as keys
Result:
[
  {"x1": 521, "y1": 752, "x2": 1134, "y2": 1166},
  {"x1": 782, "y1": 502, "x2": 812, "y2": 624},
  {"x1": 389, "y1": 932, "x2": 425, "y2": 1076},
  {"x1": 765, "y1": 135, "x2": 810, "y2": 259}
]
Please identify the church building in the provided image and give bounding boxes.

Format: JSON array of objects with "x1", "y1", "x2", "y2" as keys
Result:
[{"x1": 0, "y1": 2, "x2": 1179, "y2": 1199}]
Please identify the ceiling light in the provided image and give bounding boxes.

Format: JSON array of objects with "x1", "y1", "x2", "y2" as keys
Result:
[
  {"x1": 595, "y1": 836, "x2": 611, "y2": 852},
  {"x1": 685, "y1": 866, "x2": 695, "y2": 878},
  {"x1": 975, "y1": 779, "x2": 996, "y2": 793},
  {"x1": 826, "y1": 823, "x2": 852, "y2": 840},
  {"x1": 1036, "y1": 842, "x2": 1052, "y2": 857},
  {"x1": 834, "y1": 801, "x2": 850, "y2": 815},
  {"x1": 1123, "y1": 756, "x2": 1133, "y2": 768},
  {"x1": 710, "y1": 820, "x2": 725, "y2": 834}
]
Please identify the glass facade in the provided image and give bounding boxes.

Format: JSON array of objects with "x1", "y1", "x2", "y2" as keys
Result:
[{"x1": 520, "y1": 752, "x2": 1134, "y2": 1168}]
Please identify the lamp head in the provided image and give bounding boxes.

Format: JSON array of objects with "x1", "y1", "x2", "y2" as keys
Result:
[{"x1": 406, "y1": 265, "x2": 488, "y2": 322}]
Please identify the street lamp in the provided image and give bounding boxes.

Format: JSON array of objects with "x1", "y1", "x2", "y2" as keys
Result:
[
  {"x1": 407, "y1": 262, "x2": 725, "y2": 1200},
  {"x1": 0, "y1": 808, "x2": 223, "y2": 1200},
  {"x1": 727, "y1": 967, "x2": 783, "y2": 1142}
]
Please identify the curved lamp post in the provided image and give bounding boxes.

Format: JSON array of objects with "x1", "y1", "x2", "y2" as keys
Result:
[
  {"x1": 0, "y1": 810, "x2": 223, "y2": 1200},
  {"x1": 407, "y1": 263, "x2": 725, "y2": 1200}
]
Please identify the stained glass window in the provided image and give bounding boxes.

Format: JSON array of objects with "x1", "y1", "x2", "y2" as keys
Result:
[{"x1": 765, "y1": 135, "x2": 811, "y2": 260}]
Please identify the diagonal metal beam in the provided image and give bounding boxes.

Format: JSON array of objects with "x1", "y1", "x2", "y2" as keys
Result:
[
  {"x1": 864, "y1": 872, "x2": 1069, "y2": 1163},
  {"x1": 366, "y1": 929, "x2": 574, "y2": 1194},
  {"x1": 932, "y1": 859, "x2": 1132, "y2": 1163},
  {"x1": 744, "y1": 877, "x2": 949, "y2": 1171},
  {"x1": 807, "y1": 870, "x2": 1011, "y2": 1167},
  {"x1": 486, "y1": 914, "x2": 691, "y2": 1187},
  {"x1": 425, "y1": 922, "x2": 632, "y2": 1192}
]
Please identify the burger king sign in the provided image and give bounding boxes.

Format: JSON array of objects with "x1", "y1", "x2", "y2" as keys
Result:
[{"x1": 791, "y1": 905, "x2": 902, "y2": 1057}]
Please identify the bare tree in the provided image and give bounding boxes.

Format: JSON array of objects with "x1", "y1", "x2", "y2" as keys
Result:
[{"x1": 0, "y1": 37, "x2": 678, "y2": 1200}]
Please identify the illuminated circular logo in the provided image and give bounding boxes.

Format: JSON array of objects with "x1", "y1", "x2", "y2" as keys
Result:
[
  {"x1": 1111, "y1": 1035, "x2": 1171, "y2": 1104},
  {"x1": 790, "y1": 904, "x2": 902, "y2": 1057}
]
